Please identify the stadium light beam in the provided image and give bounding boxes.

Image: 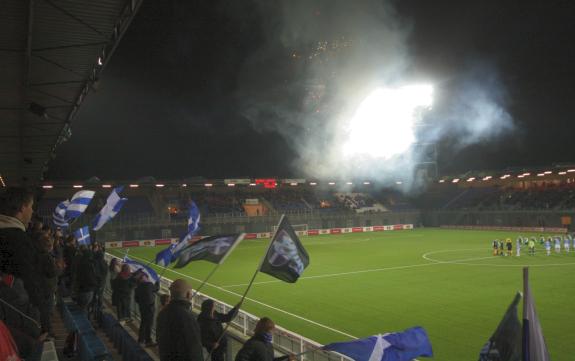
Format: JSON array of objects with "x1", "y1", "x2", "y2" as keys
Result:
[{"x1": 343, "y1": 85, "x2": 433, "y2": 160}]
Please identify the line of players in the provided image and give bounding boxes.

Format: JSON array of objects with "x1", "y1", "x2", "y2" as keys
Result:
[{"x1": 492, "y1": 234, "x2": 575, "y2": 257}]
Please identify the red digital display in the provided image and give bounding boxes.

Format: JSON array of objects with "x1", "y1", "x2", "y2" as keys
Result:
[{"x1": 255, "y1": 178, "x2": 277, "y2": 189}]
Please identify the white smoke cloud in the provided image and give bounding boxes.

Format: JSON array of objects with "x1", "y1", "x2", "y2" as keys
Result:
[{"x1": 236, "y1": 0, "x2": 514, "y2": 191}]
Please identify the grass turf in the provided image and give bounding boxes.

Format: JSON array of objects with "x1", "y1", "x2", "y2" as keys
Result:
[{"x1": 109, "y1": 228, "x2": 575, "y2": 360}]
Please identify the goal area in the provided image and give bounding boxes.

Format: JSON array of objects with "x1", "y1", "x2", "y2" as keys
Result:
[{"x1": 271, "y1": 223, "x2": 308, "y2": 234}]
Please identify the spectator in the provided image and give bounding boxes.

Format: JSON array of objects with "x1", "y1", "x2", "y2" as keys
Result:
[
  {"x1": 61, "y1": 235, "x2": 77, "y2": 294},
  {"x1": 73, "y1": 246, "x2": 98, "y2": 312},
  {"x1": 198, "y1": 299, "x2": 239, "y2": 361},
  {"x1": 112, "y1": 264, "x2": 137, "y2": 323},
  {"x1": 235, "y1": 317, "x2": 291, "y2": 361},
  {"x1": 0, "y1": 273, "x2": 45, "y2": 361},
  {"x1": 90, "y1": 243, "x2": 108, "y2": 320},
  {"x1": 134, "y1": 273, "x2": 159, "y2": 347},
  {"x1": 0, "y1": 188, "x2": 41, "y2": 306},
  {"x1": 159, "y1": 293, "x2": 170, "y2": 311},
  {"x1": 157, "y1": 279, "x2": 203, "y2": 361},
  {"x1": 32, "y1": 232, "x2": 59, "y2": 335}
]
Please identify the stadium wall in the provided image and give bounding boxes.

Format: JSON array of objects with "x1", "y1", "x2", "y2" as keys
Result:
[
  {"x1": 104, "y1": 223, "x2": 414, "y2": 248},
  {"x1": 424, "y1": 210, "x2": 574, "y2": 231},
  {"x1": 98, "y1": 211, "x2": 420, "y2": 243}
]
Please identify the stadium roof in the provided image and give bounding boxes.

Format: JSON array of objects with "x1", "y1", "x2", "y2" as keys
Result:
[{"x1": 0, "y1": 0, "x2": 143, "y2": 186}]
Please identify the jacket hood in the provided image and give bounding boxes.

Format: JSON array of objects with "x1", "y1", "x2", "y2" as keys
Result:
[{"x1": 0, "y1": 215, "x2": 26, "y2": 231}]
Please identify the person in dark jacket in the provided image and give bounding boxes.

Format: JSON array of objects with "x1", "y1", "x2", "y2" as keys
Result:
[
  {"x1": 61, "y1": 236, "x2": 77, "y2": 293},
  {"x1": 134, "y1": 273, "x2": 159, "y2": 346},
  {"x1": 157, "y1": 279, "x2": 203, "y2": 361},
  {"x1": 235, "y1": 318, "x2": 291, "y2": 361},
  {"x1": 0, "y1": 188, "x2": 41, "y2": 307},
  {"x1": 32, "y1": 232, "x2": 59, "y2": 335},
  {"x1": 112, "y1": 264, "x2": 137, "y2": 323},
  {"x1": 198, "y1": 299, "x2": 239, "y2": 361},
  {"x1": 73, "y1": 248, "x2": 98, "y2": 312},
  {"x1": 89, "y1": 243, "x2": 108, "y2": 319},
  {"x1": 0, "y1": 273, "x2": 46, "y2": 361}
]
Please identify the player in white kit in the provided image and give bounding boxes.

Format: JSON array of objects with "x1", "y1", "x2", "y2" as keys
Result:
[{"x1": 545, "y1": 238, "x2": 552, "y2": 256}]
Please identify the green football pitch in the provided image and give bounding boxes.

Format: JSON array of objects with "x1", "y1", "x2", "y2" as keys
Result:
[{"x1": 109, "y1": 228, "x2": 575, "y2": 360}]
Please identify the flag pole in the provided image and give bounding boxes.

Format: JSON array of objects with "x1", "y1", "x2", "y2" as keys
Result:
[
  {"x1": 205, "y1": 221, "x2": 283, "y2": 361},
  {"x1": 522, "y1": 267, "x2": 529, "y2": 361},
  {"x1": 190, "y1": 264, "x2": 221, "y2": 299}
]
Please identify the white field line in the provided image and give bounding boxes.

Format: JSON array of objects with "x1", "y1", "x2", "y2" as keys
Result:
[{"x1": 126, "y1": 254, "x2": 357, "y2": 339}]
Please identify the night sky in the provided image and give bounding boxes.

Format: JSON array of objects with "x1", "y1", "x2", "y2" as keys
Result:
[{"x1": 47, "y1": 0, "x2": 575, "y2": 181}]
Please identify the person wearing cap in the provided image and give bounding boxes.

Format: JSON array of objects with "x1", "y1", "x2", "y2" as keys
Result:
[
  {"x1": 234, "y1": 317, "x2": 292, "y2": 361},
  {"x1": 198, "y1": 299, "x2": 240, "y2": 361},
  {"x1": 157, "y1": 279, "x2": 203, "y2": 361}
]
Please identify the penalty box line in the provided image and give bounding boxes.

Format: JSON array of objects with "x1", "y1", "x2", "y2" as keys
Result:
[{"x1": 126, "y1": 254, "x2": 357, "y2": 340}]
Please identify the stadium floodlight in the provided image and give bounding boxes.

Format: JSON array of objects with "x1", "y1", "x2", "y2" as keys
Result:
[
  {"x1": 328, "y1": 182, "x2": 336, "y2": 185},
  {"x1": 0, "y1": 175, "x2": 4, "y2": 188},
  {"x1": 439, "y1": 179, "x2": 445, "y2": 183},
  {"x1": 466, "y1": 177, "x2": 475, "y2": 182},
  {"x1": 249, "y1": 183, "x2": 256, "y2": 186},
  {"x1": 97, "y1": 57, "x2": 103, "y2": 66},
  {"x1": 155, "y1": 184, "x2": 165, "y2": 188},
  {"x1": 346, "y1": 182, "x2": 353, "y2": 185},
  {"x1": 343, "y1": 84, "x2": 433, "y2": 160},
  {"x1": 73, "y1": 185, "x2": 83, "y2": 188},
  {"x1": 568, "y1": 169, "x2": 575, "y2": 173},
  {"x1": 102, "y1": 184, "x2": 112, "y2": 188},
  {"x1": 227, "y1": 183, "x2": 236, "y2": 187},
  {"x1": 452, "y1": 178, "x2": 460, "y2": 183},
  {"x1": 204, "y1": 183, "x2": 213, "y2": 187},
  {"x1": 309, "y1": 182, "x2": 317, "y2": 186},
  {"x1": 523, "y1": 173, "x2": 531, "y2": 176},
  {"x1": 559, "y1": 171, "x2": 567, "y2": 175},
  {"x1": 544, "y1": 171, "x2": 552, "y2": 174},
  {"x1": 396, "y1": 181, "x2": 403, "y2": 185},
  {"x1": 363, "y1": 181, "x2": 371, "y2": 185},
  {"x1": 42, "y1": 185, "x2": 53, "y2": 189},
  {"x1": 517, "y1": 175, "x2": 524, "y2": 178},
  {"x1": 129, "y1": 184, "x2": 139, "y2": 188},
  {"x1": 181, "y1": 184, "x2": 187, "y2": 187},
  {"x1": 482, "y1": 176, "x2": 492, "y2": 181},
  {"x1": 537, "y1": 173, "x2": 545, "y2": 177},
  {"x1": 290, "y1": 182, "x2": 298, "y2": 186}
]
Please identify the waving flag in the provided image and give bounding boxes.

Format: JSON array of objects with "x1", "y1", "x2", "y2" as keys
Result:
[
  {"x1": 65, "y1": 190, "x2": 95, "y2": 220},
  {"x1": 259, "y1": 215, "x2": 309, "y2": 283},
  {"x1": 74, "y1": 226, "x2": 91, "y2": 246},
  {"x1": 52, "y1": 200, "x2": 70, "y2": 228},
  {"x1": 174, "y1": 234, "x2": 244, "y2": 268},
  {"x1": 323, "y1": 327, "x2": 433, "y2": 361},
  {"x1": 123, "y1": 257, "x2": 160, "y2": 283},
  {"x1": 479, "y1": 292, "x2": 522, "y2": 361},
  {"x1": 92, "y1": 186, "x2": 127, "y2": 231},
  {"x1": 155, "y1": 243, "x2": 176, "y2": 267},
  {"x1": 522, "y1": 268, "x2": 550, "y2": 361},
  {"x1": 154, "y1": 201, "x2": 201, "y2": 266}
]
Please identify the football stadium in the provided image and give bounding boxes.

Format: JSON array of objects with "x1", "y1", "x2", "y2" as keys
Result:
[{"x1": 1, "y1": 1, "x2": 573, "y2": 361}]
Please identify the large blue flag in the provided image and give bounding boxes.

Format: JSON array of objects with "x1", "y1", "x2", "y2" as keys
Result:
[
  {"x1": 65, "y1": 190, "x2": 95, "y2": 220},
  {"x1": 92, "y1": 186, "x2": 127, "y2": 231},
  {"x1": 154, "y1": 201, "x2": 201, "y2": 266},
  {"x1": 123, "y1": 257, "x2": 160, "y2": 283},
  {"x1": 74, "y1": 226, "x2": 91, "y2": 246},
  {"x1": 53, "y1": 200, "x2": 70, "y2": 228},
  {"x1": 323, "y1": 327, "x2": 433, "y2": 361}
]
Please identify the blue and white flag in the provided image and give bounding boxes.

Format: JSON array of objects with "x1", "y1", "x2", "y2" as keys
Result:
[
  {"x1": 154, "y1": 201, "x2": 201, "y2": 266},
  {"x1": 323, "y1": 327, "x2": 433, "y2": 361},
  {"x1": 155, "y1": 243, "x2": 176, "y2": 267},
  {"x1": 65, "y1": 190, "x2": 95, "y2": 220},
  {"x1": 92, "y1": 186, "x2": 127, "y2": 231},
  {"x1": 74, "y1": 226, "x2": 91, "y2": 246},
  {"x1": 53, "y1": 200, "x2": 70, "y2": 228},
  {"x1": 123, "y1": 257, "x2": 160, "y2": 283}
]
